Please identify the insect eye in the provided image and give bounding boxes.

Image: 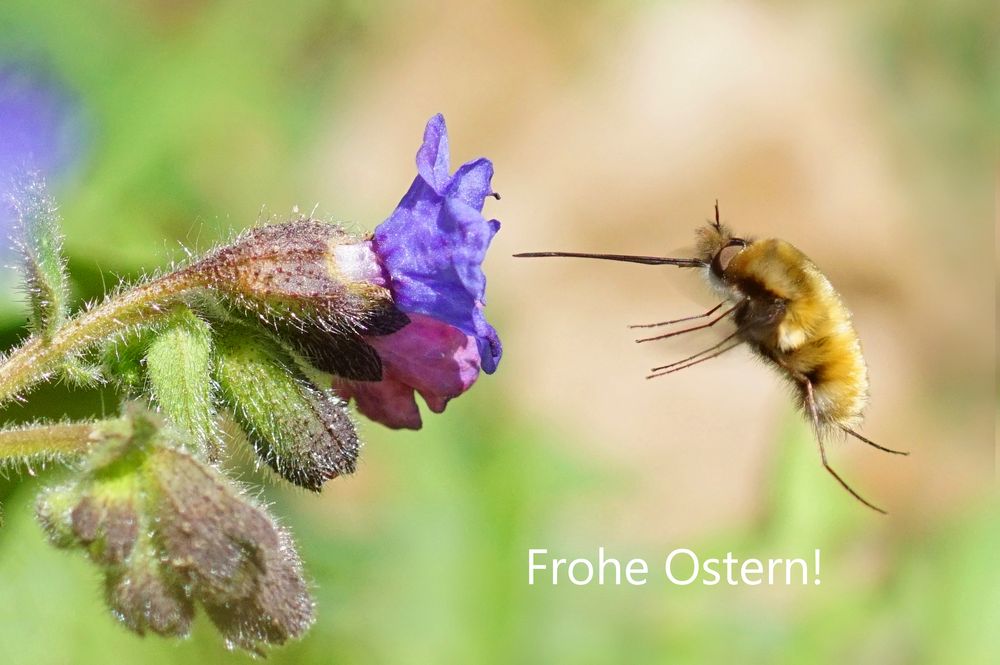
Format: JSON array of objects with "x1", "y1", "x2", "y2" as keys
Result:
[{"x1": 711, "y1": 239, "x2": 747, "y2": 277}]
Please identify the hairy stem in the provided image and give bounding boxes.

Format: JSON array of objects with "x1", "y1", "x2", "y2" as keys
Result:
[
  {"x1": 0, "y1": 421, "x2": 99, "y2": 461},
  {"x1": 0, "y1": 268, "x2": 207, "y2": 407}
]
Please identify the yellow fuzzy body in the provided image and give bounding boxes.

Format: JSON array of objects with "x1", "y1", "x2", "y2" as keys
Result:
[{"x1": 723, "y1": 239, "x2": 869, "y2": 428}]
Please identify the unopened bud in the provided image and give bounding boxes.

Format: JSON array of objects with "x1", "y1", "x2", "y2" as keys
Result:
[
  {"x1": 214, "y1": 324, "x2": 359, "y2": 490},
  {"x1": 37, "y1": 435, "x2": 143, "y2": 566},
  {"x1": 105, "y1": 530, "x2": 194, "y2": 637},
  {"x1": 36, "y1": 484, "x2": 80, "y2": 548},
  {"x1": 145, "y1": 445, "x2": 314, "y2": 650},
  {"x1": 70, "y1": 494, "x2": 139, "y2": 565},
  {"x1": 189, "y1": 220, "x2": 405, "y2": 337}
]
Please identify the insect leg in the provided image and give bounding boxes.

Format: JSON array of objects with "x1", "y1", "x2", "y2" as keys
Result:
[
  {"x1": 635, "y1": 300, "x2": 744, "y2": 344},
  {"x1": 649, "y1": 327, "x2": 744, "y2": 372},
  {"x1": 802, "y1": 378, "x2": 887, "y2": 515},
  {"x1": 645, "y1": 341, "x2": 743, "y2": 379},
  {"x1": 838, "y1": 426, "x2": 909, "y2": 456},
  {"x1": 629, "y1": 302, "x2": 725, "y2": 329}
]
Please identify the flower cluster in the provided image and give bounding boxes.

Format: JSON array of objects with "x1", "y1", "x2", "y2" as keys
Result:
[
  {"x1": 36, "y1": 411, "x2": 313, "y2": 653},
  {"x1": 0, "y1": 114, "x2": 503, "y2": 654}
]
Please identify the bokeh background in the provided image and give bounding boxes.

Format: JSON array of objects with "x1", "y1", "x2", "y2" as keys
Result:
[{"x1": 0, "y1": 1, "x2": 995, "y2": 663}]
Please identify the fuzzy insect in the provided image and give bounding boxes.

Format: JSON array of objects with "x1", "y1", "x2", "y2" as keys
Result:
[{"x1": 515, "y1": 203, "x2": 907, "y2": 514}]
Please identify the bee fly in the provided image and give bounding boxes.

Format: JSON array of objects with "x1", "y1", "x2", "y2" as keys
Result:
[{"x1": 515, "y1": 203, "x2": 908, "y2": 514}]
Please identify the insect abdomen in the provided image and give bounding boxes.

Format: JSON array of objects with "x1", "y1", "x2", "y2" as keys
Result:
[
  {"x1": 727, "y1": 239, "x2": 870, "y2": 428},
  {"x1": 785, "y1": 329, "x2": 869, "y2": 428}
]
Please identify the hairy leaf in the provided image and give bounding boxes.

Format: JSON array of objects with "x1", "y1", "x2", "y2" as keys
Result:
[
  {"x1": 145, "y1": 308, "x2": 218, "y2": 459},
  {"x1": 9, "y1": 173, "x2": 69, "y2": 338}
]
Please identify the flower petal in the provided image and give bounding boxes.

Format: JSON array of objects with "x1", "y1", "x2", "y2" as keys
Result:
[
  {"x1": 474, "y1": 318, "x2": 501, "y2": 375},
  {"x1": 415, "y1": 114, "x2": 450, "y2": 195},
  {"x1": 336, "y1": 379, "x2": 422, "y2": 430},
  {"x1": 373, "y1": 188, "x2": 500, "y2": 371},
  {"x1": 332, "y1": 239, "x2": 388, "y2": 287},
  {"x1": 367, "y1": 313, "x2": 479, "y2": 401},
  {"x1": 446, "y1": 157, "x2": 494, "y2": 210},
  {"x1": 331, "y1": 314, "x2": 482, "y2": 429}
]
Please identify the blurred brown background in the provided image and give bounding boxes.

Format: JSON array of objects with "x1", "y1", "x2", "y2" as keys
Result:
[{"x1": 315, "y1": 0, "x2": 993, "y2": 534}]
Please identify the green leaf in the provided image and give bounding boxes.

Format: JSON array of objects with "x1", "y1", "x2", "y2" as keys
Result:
[
  {"x1": 10, "y1": 174, "x2": 69, "y2": 339},
  {"x1": 59, "y1": 357, "x2": 104, "y2": 388},
  {"x1": 102, "y1": 328, "x2": 158, "y2": 393},
  {"x1": 144, "y1": 308, "x2": 217, "y2": 459}
]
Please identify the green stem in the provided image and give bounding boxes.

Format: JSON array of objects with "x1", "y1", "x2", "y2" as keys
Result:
[
  {"x1": 0, "y1": 268, "x2": 207, "y2": 407},
  {"x1": 0, "y1": 421, "x2": 99, "y2": 460}
]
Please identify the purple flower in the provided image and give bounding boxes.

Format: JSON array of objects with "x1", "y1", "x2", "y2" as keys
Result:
[
  {"x1": 0, "y1": 63, "x2": 80, "y2": 182},
  {"x1": 0, "y1": 63, "x2": 82, "y2": 253},
  {"x1": 332, "y1": 114, "x2": 501, "y2": 429}
]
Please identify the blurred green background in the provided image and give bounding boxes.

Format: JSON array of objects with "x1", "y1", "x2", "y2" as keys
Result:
[{"x1": 0, "y1": 1, "x2": 995, "y2": 663}]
